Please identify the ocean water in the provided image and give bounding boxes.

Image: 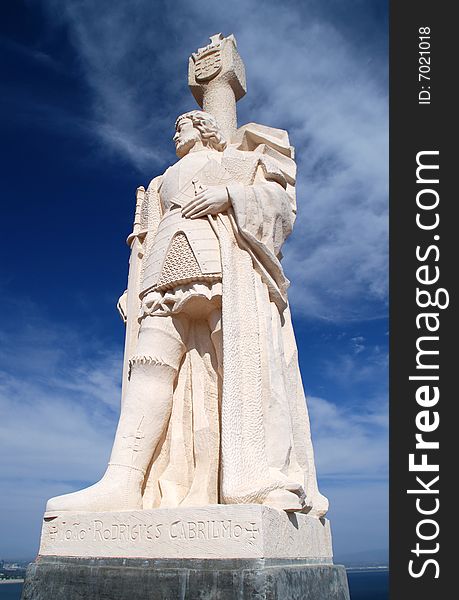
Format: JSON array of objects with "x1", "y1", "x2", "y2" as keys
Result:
[
  {"x1": 347, "y1": 569, "x2": 389, "y2": 599},
  {"x1": 0, "y1": 584, "x2": 22, "y2": 600},
  {"x1": 0, "y1": 570, "x2": 389, "y2": 599}
]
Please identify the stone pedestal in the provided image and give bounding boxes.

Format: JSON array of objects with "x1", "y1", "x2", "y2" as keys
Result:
[
  {"x1": 37, "y1": 505, "x2": 332, "y2": 560},
  {"x1": 22, "y1": 506, "x2": 350, "y2": 599},
  {"x1": 22, "y1": 556, "x2": 350, "y2": 600}
]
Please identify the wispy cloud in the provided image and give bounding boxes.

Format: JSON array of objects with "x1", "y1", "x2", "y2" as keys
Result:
[
  {"x1": 0, "y1": 298, "x2": 120, "y2": 481},
  {"x1": 36, "y1": 0, "x2": 387, "y2": 321},
  {"x1": 322, "y1": 344, "x2": 388, "y2": 387},
  {"x1": 309, "y1": 395, "x2": 387, "y2": 480},
  {"x1": 0, "y1": 300, "x2": 123, "y2": 557},
  {"x1": 0, "y1": 34, "x2": 62, "y2": 71}
]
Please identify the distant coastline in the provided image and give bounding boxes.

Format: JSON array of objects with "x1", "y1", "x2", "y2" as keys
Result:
[
  {"x1": 346, "y1": 566, "x2": 389, "y2": 571},
  {"x1": 0, "y1": 567, "x2": 389, "y2": 582}
]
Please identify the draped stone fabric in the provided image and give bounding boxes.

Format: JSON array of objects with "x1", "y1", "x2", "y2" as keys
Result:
[{"x1": 134, "y1": 124, "x2": 328, "y2": 516}]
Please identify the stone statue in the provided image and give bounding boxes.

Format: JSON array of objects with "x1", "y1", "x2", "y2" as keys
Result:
[
  {"x1": 46, "y1": 33, "x2": 328, "y2": 517},
  {"x1": 24, "y1": 33, "x2": 352, "y2": 600}
]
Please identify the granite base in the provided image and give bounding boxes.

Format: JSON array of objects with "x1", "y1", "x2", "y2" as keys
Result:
[{"x1": 22, "y1": 555, "x2": 351, "y2": 600}]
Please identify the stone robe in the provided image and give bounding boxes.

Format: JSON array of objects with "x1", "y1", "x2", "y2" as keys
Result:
[{"x1": 126, "y1": 123, "x2": 328, "y2": 516}]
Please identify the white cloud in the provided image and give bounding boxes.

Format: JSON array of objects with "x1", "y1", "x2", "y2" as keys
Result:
[
  {"x1": 0, "y1": 309, "x2": 121, "y2": 485},
  {"x1": 0, "y1": 311, "x2": 122, "y2": 557},
  {"x1": 351, "y1": 336, "x2": 366, "y2": 354},
  {"x1": 308, "y1": 395, "x2": 388, "y2": 480},
  {"x1": 323, "y1": 480, "x2": 388, "y2": 559}
]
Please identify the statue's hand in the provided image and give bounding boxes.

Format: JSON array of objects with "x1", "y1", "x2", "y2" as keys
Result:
[{"x1": 181, "y1": 185, "x2": 230, "y2": 219}]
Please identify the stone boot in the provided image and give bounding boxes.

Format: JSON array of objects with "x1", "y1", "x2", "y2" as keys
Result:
[
  {"x1": 45, "y1": 463, "x2": 145, "y2": 513},
  {"x1": 45, "y1": 357, "x2": 181, "y2": 513}
]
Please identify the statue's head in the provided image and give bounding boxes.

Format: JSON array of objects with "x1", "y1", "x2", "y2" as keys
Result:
[{"x1": 174, "y1": 110, "x2": 227, "y2": 158}]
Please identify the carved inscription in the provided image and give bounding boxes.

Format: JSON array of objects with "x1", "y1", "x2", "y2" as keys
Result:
[
  {"x1": 169, "y1": 519, "x2": 259, "y2": 540},
  {"x1": 45, "y1": 518, "x2": 260, "y2": 544}
]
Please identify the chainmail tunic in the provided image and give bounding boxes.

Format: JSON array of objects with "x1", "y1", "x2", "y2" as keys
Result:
[{"x1": 155, "y1": 232, "x2": 221, "y2": 292}]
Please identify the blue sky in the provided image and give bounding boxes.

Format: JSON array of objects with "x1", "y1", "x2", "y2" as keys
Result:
[{"x1": 0, "y1": 0, "x2": 388, "y2": 561}]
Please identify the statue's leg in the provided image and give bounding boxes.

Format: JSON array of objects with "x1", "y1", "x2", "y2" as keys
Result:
[{"x1": 46, "y1": 314, "x2": 187, "y2": 513}]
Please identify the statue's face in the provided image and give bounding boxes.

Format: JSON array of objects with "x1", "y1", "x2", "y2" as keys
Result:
[{"x1": 174, "y1": 117, "x2": 201, "y2": 158}]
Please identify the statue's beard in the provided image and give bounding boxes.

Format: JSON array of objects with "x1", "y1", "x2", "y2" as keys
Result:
[{"x1": 175, "y1": 129, "x2": 201, "y2": 158}]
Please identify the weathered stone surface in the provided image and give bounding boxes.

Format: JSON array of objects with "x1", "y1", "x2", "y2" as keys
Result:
[
  {"x1": 39, "y1": 505, "x2": 333, "y2": 560},
  {"x1": 22, "y1": 556, "x2": 351, "y2": 600}
]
